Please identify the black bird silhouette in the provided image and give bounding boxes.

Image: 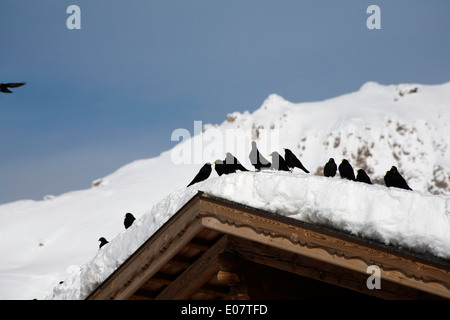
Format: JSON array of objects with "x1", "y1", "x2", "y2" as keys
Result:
[
  {"x1": 283, "y1": 148, "x2": 309, "y2": 173},
  {"x1": 124, "y1": 213, "x2": 136, "y2": 229},
  {"x1": 249, "y1": 141, "x2": 271, "y2": 171},
  {"x1": 98, "y1": 237, "x2": 109, "y2": 249},
  {"x1": 338, "y1": 159, "x2": 356, "y2": 181},
  {"x1": 0, "y1": 82, "x2": 26, "y2": 93},
  {"x1": 323, "y1": 158, "x2": 337, "y2": 177},
  {"x1": 214, "y1": 159, "x2": 226, "y2": 176},
  {"x1": 269, "y1": 151, "x2": 290, "y2": 171},
  {"x1": 187, "y1": 162, "x2": 213, "y2": 187},
  {"x1": 356, "y1": 169, "x2": 372, "y2": 184},
  {"x1": 225, "y1": 152, "x2": 249, "y2": 173},
  {"x1": 384, "y1": 166, "x2": 412, "y2": 190}
]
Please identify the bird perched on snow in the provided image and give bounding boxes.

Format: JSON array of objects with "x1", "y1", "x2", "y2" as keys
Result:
[
  {"x1": 323, "y1": 158, "x2": 337, "y2": 177},
  {"x1": 269, "y1": 151, "x2": 290, "y2": 171},
  {"x1": 338, "y1": 159, "x2": 356, "y2": 181},
  {"x1": 384, "y1": 166, "x2": 412, "y2": 190},
  {"x1": 98, "y1": 237, "x2": 109, "y2": 249},
  {"x1": 225, "y1": 152, "x2": 249, "y2": 174},
  {"x1": 249, "y1": 141, "x2": 271, "y2": 171},
  {"x1": 0, "y1": 82, "x2": 26, "y2": 93},
  {"x1": 356, "y1": 169, "x2": 372, "y2": 185},
  {"x1": 214, "y1": 159, "x2": 226, "y2": 176},
  {"x1": 124, "y1": 213, "x2": 136, "y2": 229},
  {"x1": 187, "y1": 162, "x2": 213, "y2": 187},
  {"x1": 283, "y1": 148, "x2": 309, "y2": 173}
]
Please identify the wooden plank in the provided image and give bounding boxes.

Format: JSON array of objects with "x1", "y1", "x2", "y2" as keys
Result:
[
  {"x1": 216, "y1": 270, "x2": 241, "y2": 285},
  {"x1": 219, "y1": 252, "x2": 377, "y2": 300},
  {"x1": 225, "y1": 237, "x2": 442, "y2": 300},
  {"x1": 198, "y1": 197, "x2": 450, "y2": 299},
  {"x1": 155, "y1": 234, "x2": 229, "y2": 300}
]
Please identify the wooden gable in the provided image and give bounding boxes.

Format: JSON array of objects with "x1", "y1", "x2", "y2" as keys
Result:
[{"x1": 86, "y1": 192, "x2": 450, "y2": 300}]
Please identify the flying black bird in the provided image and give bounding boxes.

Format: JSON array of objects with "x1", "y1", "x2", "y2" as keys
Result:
[
  {"x1": 323, "y1": 158, "x2": 337, "y2": 177},
  {"x1": 384, "y1": 166, "x2": 412, "y2": 190},
  {"x1": 187, "y1": 162, "x2": 213, "y2": 187},
  {"x1": 338, "y1": 159, "x2": 356, "y2": 181},
  {"x1": 0, "y1": 82, "x2": 26, "y2": 93},
  {"x1": 214, "y1": 159, "x2": 226, "y2": 176},
  {"x1": 124, "y1": 212, "x2": 136, "y2": 229},
  {"x1": 98, "y1": 237, "x2": 109, "y2": 249},
  {"x1": 356, "y1": 169, "x2": 372, "y2": 185},
  {"x1": 249, "y1": 141, "x2": 271, "y2": 171},
  {"x1": 269, "y1": 151, "x2": 290, "y2": 171},
  {"x1": 225, "y1": 152, "x2": 249, "y2": 173},
  {"x1": 283, "y1": 148, "x2": 309, "y2": 173}
]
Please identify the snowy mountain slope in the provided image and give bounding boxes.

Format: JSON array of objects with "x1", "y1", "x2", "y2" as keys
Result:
[
  {"x1": 0, "y1": 81, "x2": 449, "y2": 300},
  {"x1": 211, "y1": 82, "x2": 450, "y2": 195}
]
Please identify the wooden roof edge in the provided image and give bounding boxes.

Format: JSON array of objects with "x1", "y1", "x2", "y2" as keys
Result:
[
  {"x1": 85, "y1": 193, "x2": 204, "y2": 300},
  {"x1": 196, "y1": 191, "x2": 450, "y2": 271},
  {"x1": 86, "y1": 190, "x2": 450, "y2": 300}
]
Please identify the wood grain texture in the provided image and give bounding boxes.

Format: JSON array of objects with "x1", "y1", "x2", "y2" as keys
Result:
[{"x1": 198, "y1": 196, "x2": 450, "y2": 298}]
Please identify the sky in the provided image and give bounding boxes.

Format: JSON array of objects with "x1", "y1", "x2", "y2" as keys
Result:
[{"x1": 0, "y1": 0, "x2": 449, "y2": 204}]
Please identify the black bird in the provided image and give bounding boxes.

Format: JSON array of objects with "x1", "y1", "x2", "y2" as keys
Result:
[
  {"x1": 338, "y1": 159, "x2": 356, "y2": 181},
  {"x1": 0, "y1": 82, "x2": 26, "y2": 93},
  {"x1": 269, "y1": 151, "x2": 290, "y2": 171},
  {"x1": 98, "y1": 237, "x2": 109, "y2": 249},
  {"x1": 187, "y1": 162, "x2": 213, "y2": 187},
  {"x1": 225, "y1": 152, "x2": 249, "y2": 173},
  {"x1": 356, "y1": 169, "x2": 372, "y2": 184},
  {"x1": 384, "y1": 166, "x2": 412, "y2": 190},
  {"x1": 283, "y1": 148, "x2": 309, "y2": 173},
  {"x1": 249, "y1": 141, "x2": 271, "y2": 171},
  {"x1": 124, "y1": 212, "x2": 136, "y2": 229},
  {"x1": 323, "y1": 158, "x2": 337, "y2": 177},
  {"x1": 214, "y1": 159, "x2": 226, "y2": 176}
]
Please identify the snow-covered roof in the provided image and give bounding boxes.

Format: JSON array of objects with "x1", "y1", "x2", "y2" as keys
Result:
[{"x1": 46, "y1": 171, "x2": 450, "y2": 300}]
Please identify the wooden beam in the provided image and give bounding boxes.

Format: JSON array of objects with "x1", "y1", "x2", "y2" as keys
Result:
[
  {"x1": 198, "y1": 196, "x2": 450, "y2": 299},
  {"x1": 155, "y1": 234, "x2": 229, "y2": 300},
  {"x1": 225, "y1": 237, "x2": 442, "y2": 300},
  {"x1": 216, "y1": 270, "x2": 241, "y2": 285},
  {"x1": 196, "y1": 283, "x2": 229, "y2": 298},
  {"x1": 218, "y1": 251, "x2": 371, "y2": 300}
]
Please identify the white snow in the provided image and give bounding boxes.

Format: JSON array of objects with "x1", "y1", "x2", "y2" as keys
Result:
[{"x1": 1, "y1": 81, "x2": 450, "y2": 300}]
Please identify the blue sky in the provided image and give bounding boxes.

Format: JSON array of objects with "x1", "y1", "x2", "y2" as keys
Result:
[{"x1": 1, "y1": 0, "x2": 449, "y2": 204}]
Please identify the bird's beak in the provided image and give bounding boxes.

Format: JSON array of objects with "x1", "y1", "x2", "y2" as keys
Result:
[{"x1": 268, "y1": 153, "x2": 272, "y2": 156}]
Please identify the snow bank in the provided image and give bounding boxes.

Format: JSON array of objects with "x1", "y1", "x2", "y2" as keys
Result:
[{"x1": 46, "y1": 171, "x2": 450, "y2": 300}]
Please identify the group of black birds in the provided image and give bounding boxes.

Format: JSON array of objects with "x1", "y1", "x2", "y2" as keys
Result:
[
  {"x1": 187, "y1": 142, "x2": 310, "y2": 187},
  {"x1": 323, "y1": 158, "x2": 412, "y2": 190},
  {"x1": 98, "y1": 212, "x2": 136, "y2": 249},
  {"x1": 187, "y1": 141, "x2": 413, "y2": 192}
]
